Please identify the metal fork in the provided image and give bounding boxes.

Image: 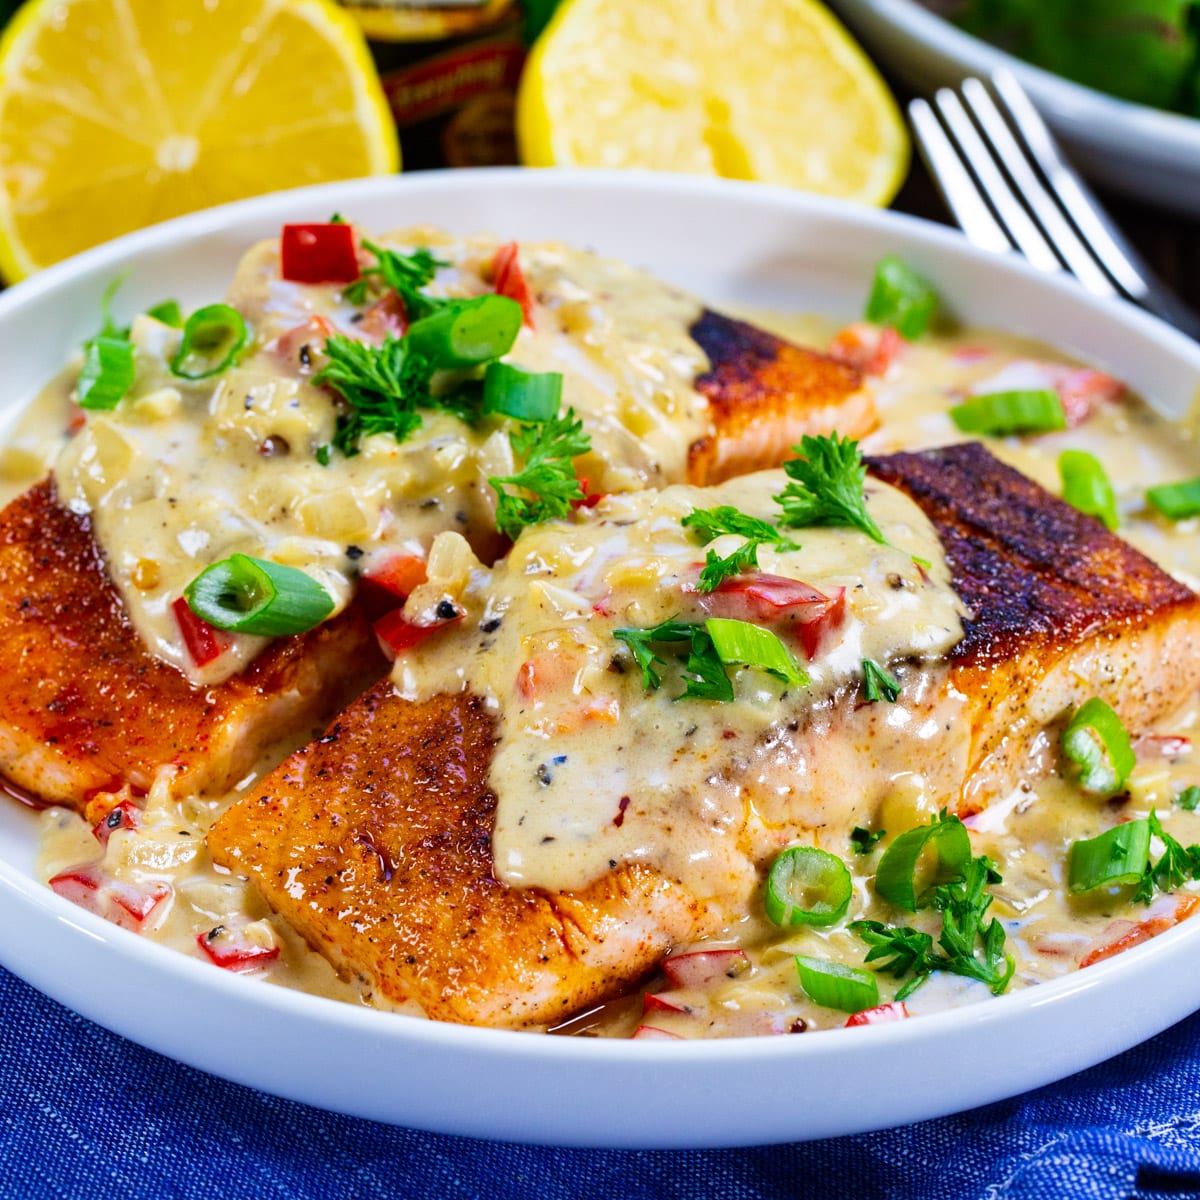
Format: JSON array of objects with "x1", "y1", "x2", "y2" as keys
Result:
[{"x1": 909, "y1": 67, "x2": 1200, "y2": 343}]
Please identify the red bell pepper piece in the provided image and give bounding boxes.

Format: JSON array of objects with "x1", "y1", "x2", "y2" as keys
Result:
[
  {"x1": 697, "y1": 574, "x2": 847, "y2": 660},
  {"x1": 845, "y1": 1001, "x2": 908, "y2": 1027},
  {"x1": 196, "y1": 921, "x2": 281, "y2": 971},
  {"x1": 172, "y1": 597, "x2": 230, "y2": 668},
  {"x1": 492, "y1": 241, "x2": 534, "y2": 327},
  {"x1": 280, "y1": 222, "x2": 360, "y2": 285},
  {"x1": 661, "y1": 948, "x2": 750, "y2": 989},
  {"x1": 92, "y1": 800, "x2": 141, "y2": 848},
  {"x1": 374, "y1": 606, "x2": 464, "y2": 656}
]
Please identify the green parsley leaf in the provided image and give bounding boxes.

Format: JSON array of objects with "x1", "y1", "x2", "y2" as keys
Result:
[
  {"x1": 1178, "y1": 786, "x2": 1200, "y2": 812},
  {"x1": 682, "y1": 505, "x2": 800, "y2": 593},
  {"x1": 314, "y1": 334, "x2": 434, "y2": 457},
  {"x1": 850, "y1": 826, "x2": 886, "y2": 854},
  {"x1": 681, "y1": 624, "x2": 735, "y2": 701},
  {"x1": 775, "y1": 433, "x2": 888, "y2": 544},
  {"x1": 862, "y1": 658, "x2": 901, "y2": 703},
  {"x1": 315, "y1": 444, "x2": 331, "y2": 467},
  {"x1": 1133, "y1": 810, "x2": 1200, "y2": 905},
  {"x1": 489, "y1": 409, "x2": 590, "y2": 539},
  {"x1": 345, "y1": 240, "x2": 448, "y2": 315},
  {"x1": 611, "y1": 619, "x2": 734, "y2": 702},
  {"x1": 612, "y1": 620, "x2": 693, "y2": 690}
]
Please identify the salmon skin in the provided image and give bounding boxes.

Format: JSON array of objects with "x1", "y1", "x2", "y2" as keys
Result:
[
  {"x1": 209, "y1": 443, "x2": 1200, "y2": 1028},
  {"x1": 687, "y1": 309, "x2": 877, "y2": 484},
  {"x1": 0, "y1": 480, "x2": 386, "y2": 814}
]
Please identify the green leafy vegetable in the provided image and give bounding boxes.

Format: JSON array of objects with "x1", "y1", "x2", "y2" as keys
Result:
[
  {"x1": 344, "y1": 240, "x2": 448, "y2": 316},
  {"x1": 1134, "y1": 810, "x2": 1200, "y2": 905},
  {"x1": 850, "y1": 826, "x2": 886, "y2": 855},
  {"x1": 483, "y1": 362, "x2": 562, "y2": 421},
  {"x1": 949, "y1": 389, "x2": 1067, "y2": 436},
  {"x1": 489, "y1": 409, "x2": 590, "y2": 539},
  {"x1": 1178, "y1": 786, "x2": 1200, "y2": 812},
  {"x1": 1147, "y1": 477, "x2": 1200, "y2": 521},
  {"x1": 169, "y1": 303, "x2": 249, "y2": 381},
  {"x1": 795, "y1": 955, "x2": 879, "y2": 1012},
  {"x1": 315, "y1": 333, "x2": 435, "y2": 456},
  {"x1": 682, "y1": 505, "x2": 800, "y2": 592},
  {"x1": 184, "y1": 553, "x2": 334, "y2": 636},
  {"x1": 1068, "y1": 820, "x2": 1151, "y2": 893},
  {"x1": 862, "y1": 658, "x2": 900, "y2": 703},
  {"x1": 775, "y1": 433, "x2": 887, "y2": 544},
  {"x1": 874, "y1": 811, "x2": 972, "y2": 912},
  {"x1": 1061, "y1": 697, "x2": 1136, "y2": 797},
  {"x1": 765, "y1": 847, "x2": 852, "y2": 927},
  {"x1": 705, "y1": 617, "x2": 808, "y2": 687},
  {"x1": 77, "y1": 337, "x2": 136, "y2": 411},
  {"x1": 864, "y1": 255, "x2": 939, "y2": 340},
  {"x1": 1059, "y1": 449, "x2": 1119, "y2": 530}
]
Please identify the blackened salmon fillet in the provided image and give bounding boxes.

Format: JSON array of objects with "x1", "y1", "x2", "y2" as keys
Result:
[
  {"x1": 686, "y1": 309, "x2": 876, "y2": 484},
  {"x1": 0, "y1": 480, "x2": 386, "y2": 814},
  {"x1": 208, "y1": 443, "x2": 1200, "y2": 1028}
]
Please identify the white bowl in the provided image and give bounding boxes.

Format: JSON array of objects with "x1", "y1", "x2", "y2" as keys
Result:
[
  {"x1": 1, "y1": 169, "x2": 1199, "y2": 1149},
  {"x1": 829, "y1": 0, "x2": 1200, "y2": 217}
]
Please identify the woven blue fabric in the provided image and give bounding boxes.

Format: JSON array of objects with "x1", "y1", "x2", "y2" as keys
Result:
[{"x1": 3, "y1": 965, "x2": 1200, "y2": 1200}]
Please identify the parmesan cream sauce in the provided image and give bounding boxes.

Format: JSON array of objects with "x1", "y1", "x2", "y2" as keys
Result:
[{"x1": 12, "y1": 260, "x2": 1200, "y2": 1035}]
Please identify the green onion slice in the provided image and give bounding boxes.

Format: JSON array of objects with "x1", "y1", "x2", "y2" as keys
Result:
[
  {"x1": 1059, "y1": 449, "x2": 1118, "y2": 530},
  {"x1": 1068, "y1": 820, "x2": 1151, "y2": 893},
  {"x1": 795, "y1": 955, "x2": 880, "y2": 1013},
  {"x1": 764, "y1": 847, "x2": 852, "y2": 927},
  {"x1": 145, "y1": 299, "x2": 184, "y2": 328},
  {"x1": 404, "y1": 294, "x2": 522, "y2": 370},
  {"x1": 874, "y1": 815, "x2": 971, "y2": 912},
  {"x1": 170, "y1": 304, "x2": 250, "y2": 380},
  {"x1": 864, "y1": 255, "x2": 939, "y2": 340},
  {"x1": 704, "y1": 617, "x2": 808, "y2": 687},
  {"x1": 184, "y1": 553, "x2": 334, "y2": 636},
  {"x1": 1062, "y1": 697, "x2": 1136, "y2": 797},
  {"x1": 1147, "y1": 477, "x2": 1200, "y2": 521},
  {"x1": 77, "y1": 336, "x2": 136, "y2": 410},
  {"x1": 483, "y1": 361, "x2": 562, "y2": 421},
  {"x1": 949, "y1": 389, "x2": 1066, "y2": 436}
]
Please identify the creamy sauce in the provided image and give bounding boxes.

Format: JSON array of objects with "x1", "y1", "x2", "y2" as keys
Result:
[
  {"x1": 14, "y1": 242, "x2": 1200, "y2": 1037},
  {"x1": 31, "y1": 228, "x2": 709, "y2": 685}
]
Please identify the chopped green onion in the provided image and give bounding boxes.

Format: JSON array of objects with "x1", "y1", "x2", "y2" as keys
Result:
[
  {"x1": 1062, "y1": 697, "x2": 1135, "y2": 797},
  {"x1": 862, "y1": 658, "x2": 900, "y2": 703},
  {"x1": 875, "y1": 814, "x2": 971, "y2": 912},
  {"x1": 483, "y1": 361, "x2": 562, "y2": 421},
  {"x1": 1059, "y1": 449, "x2": 1118, "y2": 530},
  {"x1": 77, "y1": 336, "x2": 136, "y2": 410},
  {"x1": 1178, "y1": 786, "x2": 1200, "y2": 812},
  {"x1": 949, "y1": 389, "x2": 1067, "y2": 436},
  {"x1": 704, "y1": 617, "x2": 808, "y2": 687},
  {"x1": 795, "y1": 955, "x2": 879, "y2": 1013},
  {"x1": 850, "y1": 826, "x2": 885, "y2": 854},
  {"x1": 145, "y1": 299, "x2": 183, "y2": 328},
  {"x1": 184, "y1": 553, "x2": 334, "y2": 636},
  {"x1": 170, "y1": 304, "x2": 249, "y2": 381},
  {"x1": 864, "y1": 255, "x2": 939, "y2": 340},
  {"x1": 764, "y1": 847, "x2": 852, "y2": 927},
  {"x1": 1147, "y1": 477, "x2": 1200, "y2": 521},
  {"x1": 404, "y1": 295, "x2": 522, "y2": 369},
  {"x1": 315, "y1": 444, "x2": 332, "y2": 467},
  {"x1": 1068, "y1": 820, "x2": 1151, "y2": 893}
]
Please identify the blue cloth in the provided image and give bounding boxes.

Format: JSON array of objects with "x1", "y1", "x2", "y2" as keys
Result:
[{"x1": 2, "y1": 965, "x2": 1200, "y2": 1200}]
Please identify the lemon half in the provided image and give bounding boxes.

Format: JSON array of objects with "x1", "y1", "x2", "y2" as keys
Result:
[
  {"x1": 517, "y1": 0, "x2": 908, "y2": 206},
  {"x1": 0, "y1": 0, "x2": 398, "y2": 281}
]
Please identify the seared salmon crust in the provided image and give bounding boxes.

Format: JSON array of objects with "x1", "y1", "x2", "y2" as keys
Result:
[
  {"x1": 209, "y1": 443, "x2": 1200, "y2": 1027},
  {"x1": 0, "y1": 479, "x2": 386, "y2": 812}
]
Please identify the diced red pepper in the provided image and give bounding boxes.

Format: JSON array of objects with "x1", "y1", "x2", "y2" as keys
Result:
[
  {"x1": 1136, "y1": 734, "x2": 1192, "y2": 759},
  {"x1": 374, "y1": 606, "x2": 464, "y2": 656},
  {"x1": 492, "y1": 241, "x2": 534, "y2": 327},
  {"x1": 697, "y1": 575, "x2": 846, "y2": 660},
  {"x1": 1080, "y1": 895, "x2": 1199, "y2": 968},
  {"x1": 49, "y1": 866, "x2": 103, "y2": 912},
  {"x1": 196, "y1": 921, "x2": 281, "y2": 971},
  {"x1": 268, "y1": 315, "x2": 335, "y2": 372},
  {"x1": 358, "y1": 291, "x2": 409, "y2": 341},
  {"x1": 172, "y1": 596, "x2": 231, "y2": 668},
  {"x1": 364, "y1": 554, "x2": 428, "y2": 601},
  {"x1": 643, "y1": 991, "x2": 688, "y2": 1015},
  {"x1": 632, "y1": 1025, "x2": 684, "y2": 1041},
  {"x1": 661, "y1": 948, "x2": 750, "y2": 990},
  {"x1": 49, "y1": 867, "x2": 170, "y2": 933},
  {"x1": 66, "y1": 403, "x2": 86, "y2": 435},
  {"x1": 845, "y1": 1001, "x2": 908, "y2": 1027},
  {"x1": 92, "y1": 799, "x2": 141, "y2": 848},
  {"x1": 280, "y1": 222, "x2": 360, "y2": 285}
]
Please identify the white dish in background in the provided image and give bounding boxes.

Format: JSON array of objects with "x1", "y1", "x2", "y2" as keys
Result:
[
  {"x1": 1, "y1": 169, "x2": 1199, "y2": 1149},
  {"x1": 828, "y1": 0, "x2": 1200, "y2": 218}
]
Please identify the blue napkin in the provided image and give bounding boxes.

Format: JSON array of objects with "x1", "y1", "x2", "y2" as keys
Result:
[{"x1": 3, "y1": 964, "x2": 1200, "y2": 1200}]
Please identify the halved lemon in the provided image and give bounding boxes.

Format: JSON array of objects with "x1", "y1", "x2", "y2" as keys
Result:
[
  {"x1": 517, "y1": 0, "x2": 908, "y2": 207},
  {"x1": 0, "y1": 0, "x2": 398, "y2": 281}
]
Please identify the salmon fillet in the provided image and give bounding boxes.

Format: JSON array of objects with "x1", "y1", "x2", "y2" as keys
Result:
[
  {"x1": 209, "y1": 688, "x2": 704, "y2": 1027},
  {"x1": 686, "y1": 309, "x2": 877, "y2": 485},
  {"x1": 872, "y1": 442, "x2": 1200, "y2": 813},
  {"x1": 209, "y1": 443, "x2": 1200, "y2": 1028},
  {"x1": 0, "y1": 480, "x2": 386, "y2": 813}
]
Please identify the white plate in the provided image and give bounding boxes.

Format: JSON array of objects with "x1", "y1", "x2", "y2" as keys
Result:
[
  {"x1": 829, "y1": 0, "x2": 1200, "y2": 217},
  {"x1": 1, "y1": 169, "x2": 1199, "y2": 1150}
]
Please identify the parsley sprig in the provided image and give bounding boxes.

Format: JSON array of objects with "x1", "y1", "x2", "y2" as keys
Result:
[
  {"x1": 344, "y1": 240, "x2": 449, "y2": 316},
  {"x1": 681, "y1": 505, "x2": 800, "y2": 592},
  {"x1": 489, "y1": 409, "x2": 591, "y2": 540},
  {"x1": 775, "y1": 433, "x2": 888, "y2": 545},
  {"x1": 1134, "y1": 810, "x2": 1200, "y2": 904},
  {"x1": 862, "y1": 658, "x2": 900, "y2": 703},
  {"x1": 612, "y1": 619, "x2": 734, "y2": 702},
  {"x1": 850, "y1": 817, "x2": 1014, "y2": 1000},
  {"x1": 313, "y1": 334, "x2": 435, "y2": 456}
]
